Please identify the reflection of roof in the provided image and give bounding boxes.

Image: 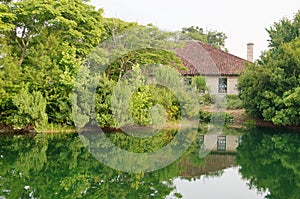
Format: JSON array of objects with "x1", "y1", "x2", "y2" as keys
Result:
[
  {"x1": 180, "y1": 154, "x2": 236, "y2": 178},
  {"x1": 176, "y1": 41, "x2": 248, "y2": 76}
]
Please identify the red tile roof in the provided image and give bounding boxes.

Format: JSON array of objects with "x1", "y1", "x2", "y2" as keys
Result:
[{"x1": 176, "y1": 41, "x2": 248, "y2": 76}]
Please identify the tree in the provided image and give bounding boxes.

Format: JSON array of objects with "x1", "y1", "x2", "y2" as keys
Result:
[
  {"x1": 5, "y1": 0, "x2": 104, "y2": 64},
  {"x1": 75, "y1": 25, "x2": 190, "y2": 128},
  {"x1": 0, "y1": 1, "x2": 15, "y2": 32},
  {"x1": 102, "y1": 17, "x2": 138, "y2": 40},
  {"x1": 181, "y1": 26, "x2": 227, "y2": 50},
  {"x1": 238, "y1": 11, "x2": 300, "y2": 126},
  {"x1": 101, "y1": 25, "x2": 185, "y2": 81},
  {"x1": 191, "y1": 76, "x2": 207, "y2": 93},
  {"x1": 0, "y1": 0, "x2": 105, "y2": 128}
]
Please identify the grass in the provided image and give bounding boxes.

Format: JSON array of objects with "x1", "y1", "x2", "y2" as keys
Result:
[{"x1": 36, "y1": 123, "x2": 76, "y2": 133}]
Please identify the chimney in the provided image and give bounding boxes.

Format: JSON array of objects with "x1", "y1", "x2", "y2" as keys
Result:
[{"x1": 247, "y1": 43, "x2": 254, "y2": 62}]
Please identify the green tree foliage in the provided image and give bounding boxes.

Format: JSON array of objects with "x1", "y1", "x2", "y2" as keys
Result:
[
  {"x1": 108, "y1": 47, "x2": 185, "y2": 81},
  {"x1": 1, "y1": 1, "x2": 211, "y2": 130},
  {"x1": 225, "y1": 94, "x2": 243, "y2": 110},
  {"x1": 101, "y1": 25, "x2": 185, "y2": 81},
  {"x1": 0, "y1": 41, "x2": 22, "y2": 122},
  {"x1": 0, "y1": 2, "x2": 15, "y2": 32},
  {"x1": 94, "y1": 74, "x2": 116, "y2": 127},
  {"x1": 7, "y1": 0, "x2": 104, "y2": 63},
  {"x1": 181, "y1": 26, "x2": 227, "y2": 50},
  {"x1": 92, "y1": 62, "x2": 197, "y2": 129},
  {"x1": 97, "y1": 64, "x2": 184, "y2": 128},
  {"x1": 10, "y1": 85, "x2": 48, "y2": 129},
  {"x1": 102, "y1": 17, "x2": 138, "y2": 39},
  {"x1": 238, "y1": 11, "x2": 300, "y2": 126},
  {"x1": 76, "y1": 26, "x2": 191, "y2": 129},
  {"x1": 0, "y1": 0, "x2": 105, "y2": 129},
  {"x1": 191, "y1": 76, "x2": 207, "y2": 93}
]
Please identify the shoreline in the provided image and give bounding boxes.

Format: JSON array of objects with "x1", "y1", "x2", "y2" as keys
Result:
[
  {"x1": 1, "y1": 109, "x2": 300, "y2": 135},
  {"x1": 224, "y1": 109, "x2": 300, "y2": 132}
]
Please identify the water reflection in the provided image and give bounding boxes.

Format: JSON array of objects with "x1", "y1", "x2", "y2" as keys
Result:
[
  {"x1": 168, "y1": 167, "x2": 267, "y2": 199},
  {"x1": 0, "y1": 128, "x2": 297, "y2": 198},
  {"x1": 236, "y1": 128, "x2": 300, "y2": 199},
  {"x1": 0, "y1": 132, "x2": 190, "y2": 198},
  {"x1": 199, "y1": 134, "x2": 242, "y2": 153}
]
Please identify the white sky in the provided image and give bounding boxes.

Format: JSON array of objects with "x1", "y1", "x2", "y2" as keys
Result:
[{"x1": 90, "y1": 0, "x2": 299, "y2": 60}]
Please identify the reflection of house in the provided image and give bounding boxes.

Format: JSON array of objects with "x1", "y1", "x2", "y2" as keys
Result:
[
  {"x1": 199, "y1": 134, "x2": 242, "y2": 153},
  {"x1": 181, "y1": 154, "x2": 236, "y2": 178},
  {"x1": 181, "y1": 134, "x2": 242, "y2": 178},
  {"x1": 176, "y1": 41, "x2": 253, "y2": 95}
]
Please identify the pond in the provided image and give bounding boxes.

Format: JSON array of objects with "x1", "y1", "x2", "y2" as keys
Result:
[{"x1": 0, "y1": 127, "x2": 299, "y2": 198}]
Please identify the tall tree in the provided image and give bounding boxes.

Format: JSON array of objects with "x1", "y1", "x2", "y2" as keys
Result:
[
  {"x1": 104, "y1": 25, "x2": 185, "y2": 81},
  {"x1": 238, "y1": 11, "x2": 300, "y2": 126},
  {"x1": 0, "y1": 0, "x2": 105, "y2": 128},
  {"x1": 180, "y1": 26, "x2": 227, "y2": 50},
  {"x1": 75, "y1": 26, "x2": 189, "y2": 128}
]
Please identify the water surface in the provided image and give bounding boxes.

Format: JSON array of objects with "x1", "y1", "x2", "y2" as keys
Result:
[{"x1": 0, "y1": 128, "x2": 299, "y2": 198}]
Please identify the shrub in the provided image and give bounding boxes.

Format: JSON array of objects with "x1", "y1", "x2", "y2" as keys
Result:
[
  {"x1": 10, "y1": 86, "x2": 48, "y2": 130},
  {"x1": 199, "y1": 111, "x2": 233, "y2": 126},
  {"x1": 226, "y1": 94, "x2": 243, "y2": 110}
]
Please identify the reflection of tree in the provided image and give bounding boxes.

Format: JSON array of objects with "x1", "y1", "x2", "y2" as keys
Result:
[
  {"x1": 236, "y1": 128, "x2": 300, "y2": 199},
  {"x1": 0, "y1": 133, "x2": 176, "y2": 198},
  {"x1": 0, "y1": 131, "x2": 204, "y2": 198},
  {"x1": 0, "y1": 131, "x2": 247, "y2": 198}
]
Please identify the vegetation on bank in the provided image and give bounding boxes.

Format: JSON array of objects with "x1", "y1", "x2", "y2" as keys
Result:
[
  {"x1": 0, "y1": 0, "x2": 227, "y2": 132},
  {"x1": 0, "y1": 1, "x2": 299, "y2": 132},
  {"x1": 238, "y1": 11, "x2": 300, "y2": 126}
]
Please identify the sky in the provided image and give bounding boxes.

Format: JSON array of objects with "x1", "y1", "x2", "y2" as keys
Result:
[{"x1": 90, "y1": 0, "x2": 300, "y2": 60}]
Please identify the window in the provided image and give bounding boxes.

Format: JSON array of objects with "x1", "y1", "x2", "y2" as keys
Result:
[
  {"x1": 217, "y1": 135, "x2": 226, "y2": 151},
  {"x1": 218, "y1": 78, "x2": 227, "y2": 93}
]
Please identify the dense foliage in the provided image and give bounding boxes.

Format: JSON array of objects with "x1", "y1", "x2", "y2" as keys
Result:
[
  {"x1": 238, "y1": 11, "x2": 300, "y2": 126},
  {"x1": 72, "y1": 24, "x2": 193, "y2": 128},
  {"x1": 225, "y1": 94, "x2": 243, "y2": 110},
  {"x1": 93, "y1": 64, "x2": 184, "y2": 128},
  {"x1": 0, "y1": 0, "x2": 105, "y2": 128},
  {"x1": 181, "y1": 26, "x2": 227, "y2": 50},
  {"x1": 0, "y1": 0, "x2": 215, "y2": 131}
]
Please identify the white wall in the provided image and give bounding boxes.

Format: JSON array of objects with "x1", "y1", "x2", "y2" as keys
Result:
[{"x1": 205, "y1": 76, "x2": 239, "y2": 95}]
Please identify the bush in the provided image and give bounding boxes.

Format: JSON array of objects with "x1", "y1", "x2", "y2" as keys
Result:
[
  {"x1": 200, "y1": 94, "x2": 216, "y2": 105},
  {"x1": 10, "y1": 86, "x2": 48, "y2": 130},
  {"x1": 199, "y1": 110, "x2": 211, "y2": 123},
  {"x1": 226, "y1": 94, "x2": 243, "y2": 110},
  {"x1": 199, "y1": 111, "x2": 233, "y2": 126}
]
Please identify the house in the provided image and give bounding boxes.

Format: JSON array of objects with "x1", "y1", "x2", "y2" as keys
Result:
[{"x1": 176, "y1": 41, "x2": 253, "y2": 95}]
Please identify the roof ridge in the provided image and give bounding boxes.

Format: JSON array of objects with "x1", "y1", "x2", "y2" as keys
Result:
[
  {"x1": 176, "y1": 40, "x2": 247, "y2": 76},
  {"x1": 196, "y1": 41, "x2": 250, "y2": 63}
]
